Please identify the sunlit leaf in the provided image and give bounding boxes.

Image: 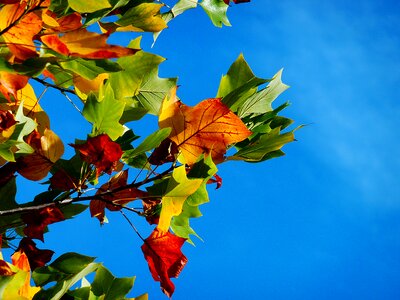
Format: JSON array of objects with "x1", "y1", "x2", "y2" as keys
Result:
[
  {"x1": 68, "y1": 0, "x2": 111, "y2": 13},
  {"x1": 159, "y1": 90, "x2": 252, "y2": 165},
  {"x1": 141, "y1": 229, "x2": 187, "y2": 298},
  {"x1": 154, "y1": 165, "x2": 202, "y2": 232},
  {"x1": 41, "y1": 29, "x2": 138, "y2": 59},
  {"x1": 200, "y1": 0, "x2": 231, "y2": 27}
]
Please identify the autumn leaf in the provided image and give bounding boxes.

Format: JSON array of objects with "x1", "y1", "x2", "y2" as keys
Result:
[
  {"x1": 141, "y1": 229, "x2": 187, "y2": 298},
  {"x1": 90, "y1": 170, "x2": 147, "y2": 224},
  {"x1": 159, "y1": 90, "x2": 252, "y2": 165},
  {"x1": 40, "y1": 28, "x2": 139, "y2": 59},
  {"x1": 6, "y1": 250, "x2": 41, "y2": 299},
  {"x1": 16, "y1": 238, "x2": 54, "y2": 270},
  {"x1": 0, "y1": 2, "x2": 42, "y2": 61},
  {"x1": 0, "y1": 72, "x2": 29, "y2": 101},
  {"x1": 70, "y1": 134, "x2": 123, "y2": 176},
  {"x1": 42, "y1": 12, "x2": 82, "y2": 34},
  {"x1": 17, "y1": 128, "x2": 64, "y2": 181},
  {"x1": 0, "y1": 109, "x2": 16, "y2": 136},
  {"x1": 22, "y1": 205, "x2": 65, "y2": 241},
  {"x1": 148, "y1": 165, "x2": 202, "y2": 232}
]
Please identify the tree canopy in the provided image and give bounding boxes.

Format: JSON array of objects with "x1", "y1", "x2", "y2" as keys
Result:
[{"x1": 0, "y1": 0, "x2": 297, "y2": 298}]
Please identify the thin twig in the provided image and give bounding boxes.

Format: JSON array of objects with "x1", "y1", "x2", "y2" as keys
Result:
[
  {"x1": 120, "y1": 210, "x2": 145, "y2": 242},
  {"x1": 32, "y1": 77, "x2": 76, "y2": 95}
]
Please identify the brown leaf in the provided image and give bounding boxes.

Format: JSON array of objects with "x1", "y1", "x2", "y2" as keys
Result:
[
  {"x1": 22, "y1": 205, "x2": 65, "y2": 241},
  {"x1": 148, "y1": 138, "x2": 179, "y2": 165},
  {"x1": 159, "y1": 91, "x2": 252, "y2": 165},
  {"x1": 40, "y1": 28, "x2": 139, "y2": 59},
  {"x1": 141, "y1": 229, "x2": 187, "y2": 298},
  {"x1": 0, "y1": 109, "x2": 16, "y2": 132}
]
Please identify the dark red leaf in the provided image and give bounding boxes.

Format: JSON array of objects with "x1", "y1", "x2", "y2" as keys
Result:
[
  {"x1": 207, "y1": 173, "x2": 223, "y2": 189},
  {"x1": 70, "y1": 134, "x2": 123, "y2": 176},
  {"x1": 142, "y1": 198, "x2": 161, "y2": 225},
  {"x1": 22, "y1": 206, "x2": 65, "y2": 241},
  {"x1": 148, "y1": 139, "x2": 179, "y2": 165},
  {"x1": 141, "y1": 229, "x2": 187, "y2": 298},
  {"x1": 90, "y1": 170, "x2": 147, "y2": 224},
  {"x1": 0, "y1": 260, "x2": 14, "y2": 276},
  {"x1": 49, "y1": 169, "x2": 79, "y2": 191},
  {"x1": 0, "y1": 109, "x2": 16, "y2": 132},
  {"x1": 16, "y1": 238, "x2": 53, "y2": 270}
]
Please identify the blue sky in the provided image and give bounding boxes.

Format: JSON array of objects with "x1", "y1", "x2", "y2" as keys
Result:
[{"x1": 10, "y1": 0, "x2": 400, "y2": 299}]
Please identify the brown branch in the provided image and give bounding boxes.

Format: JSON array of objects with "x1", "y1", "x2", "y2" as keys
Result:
[
  {"x1": 0, "y1": 165, "x2": 174, "y2": 217},
  {"x1": 32, "y1": 77, "x2": 76, "y2": 95}
]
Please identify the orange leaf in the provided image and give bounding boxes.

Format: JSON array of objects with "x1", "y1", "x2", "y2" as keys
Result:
[
  {"x1": 141, "y1": 229, "x2": 187, "y2": 298},
  {"x1": 42, "y1": 12, "x2": 82, "y2": 34},
  {"x1": 90, "y1": 170, "x2": 147, "y2": 224},
  {"x1": 0, "y1": 2, "x2": 42, "y2": 61},
  {"x1": 16, "y1": 238, "x2": 53, "y2": 270},
  {"x1": 40, "y1": 28, "x2": 139, "y2": 59},
  {"x1": 159, "y1": 91, "x2": 252, "y2": 165},
  {"x1": 10, "y1": 249, "x2": 40, "y2": 298},
  {"x1": 0, "y1": 72, "x2": 29, "y2": 101}
]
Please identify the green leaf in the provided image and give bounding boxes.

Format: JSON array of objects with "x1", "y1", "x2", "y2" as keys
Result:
[
  {"x1": 171, "y1": 155, "x2": 217, "y2": 242},
  {"x1": 109, "y1": 38, "x2": 176, "y2": 115},
  {"x1": 148, "y1": 166, "x2": 203, "y2": 232},
  {"x1": 231, "y1": 127, "x2": 295, "y2": 162},
  {"x1": 50, "y1": 252, "x2": 96, "y2": 274},
  {"x1": 0, "y1": 178, "x2": 20, "y2": 236},
  {"x1": 200, "y1": 0, "x2": 231, "y2": 27},
  {"x1": 83, "y1": 92, "x2": 125, "y2": 140},
  {"x1": 217, "y1": 53, "x2": 256, "y2": 98},
  {"x1": 61, "y1": 58, "x2": 122, "y2": 80},
  {"x1": 120, "y1": 98, "x2": 148, "y2": 123},
  {"x1": 110, "y1": 3, "x2": 167, "y2": 32},
  {"x1": 133, "y1": 68, "x2": 177, "y2": 115},
  {"x1": 172, "y1": 0, "x2": 199, "y2": 17},
  {"x1": 221, "y1": 77, "x2": 268, "y2": 112},
  {"x1": 68, "y1": 0, "x2": 111, "y2": 13},
  {"x1": 238, "y1": 69, "x2": 289, "y2": 118}
]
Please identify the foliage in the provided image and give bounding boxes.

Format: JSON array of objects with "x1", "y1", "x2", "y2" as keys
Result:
[{"x1": 0, "y1": 0, "x2": 297, "y2": 298}]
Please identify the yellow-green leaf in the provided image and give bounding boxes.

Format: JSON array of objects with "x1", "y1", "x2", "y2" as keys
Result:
[
  {"x1": 68, "y1": 0, "x2": 111, "y2": 13},
  {"x1": 158, "y1": 166, "x2": 203, "y2": 232}
]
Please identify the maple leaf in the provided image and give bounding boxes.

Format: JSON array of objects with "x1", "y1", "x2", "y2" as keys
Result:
[
  {"x1": 141, "y1": 228, "x2": 187, "y2": 298},
  {"x1": 40, "y1": 28, "x2": 139, "y2": 59},
  {"x1": 16, "y1": 238, "x2": 54, "y2": 270},
  {"x1": 159, "y1": 90, "x2": 252, "y2": 165},
  {"x1": 70, "y1": 134, "x2": 123, "y2": 176},
  {"x1": 90, "y1": 170, "x2": 148, "y2": 224},
  {"x1": 22, "y1": 205, "x2": 65, "y2": 241},
  {"x1": 0, "y1": 2, "x2": 42, "y2": 61}
]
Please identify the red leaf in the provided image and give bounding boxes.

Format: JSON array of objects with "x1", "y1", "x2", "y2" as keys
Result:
[
  {"x1": 70, "y1": 134, "x2": 123, "y2": 177},
  {"x1": 0, "y1": 109, "x2": 16, "y2": 132},
  {"x1": 0, "y1": 260, "x2": 14, "y2": 276},
  {"x1": 148, "y1": 138, "x2": 179, "y2": 165},
  {"x1": 142, "y1": 198, "x2": 161, "y2": 225},
  {"x1": 22, "y1": 206, "x2": 65, "y2": 241},
  {"x1": 16, "y1": 238, "x2": 54, "y2": 270},
  {"x1": 207, "y1": 173, "x2": 222, "y2": 189},
  {"x1": 141, "y1": 229, "x2": 187, "y2": 298},
  {"x1": 90, "y1": 170, "x2": 147, "y2": 224},
  {"x1": 49, "y1": 169, "x2": 79, "y2": 191}
]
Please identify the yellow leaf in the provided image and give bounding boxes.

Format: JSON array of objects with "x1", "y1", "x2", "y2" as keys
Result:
[{"x1": 157, "y1": 166, "x2": 202, "y2": 232}]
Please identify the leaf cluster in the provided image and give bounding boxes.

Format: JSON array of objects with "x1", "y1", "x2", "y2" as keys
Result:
[{"x1": 0, "y1": 0, "x2": 298, "y2": 298}]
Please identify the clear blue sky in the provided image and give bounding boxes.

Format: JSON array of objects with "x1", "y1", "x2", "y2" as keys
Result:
[{"x1": 13, "y1": 1, "x2": 400, "y2": 299}]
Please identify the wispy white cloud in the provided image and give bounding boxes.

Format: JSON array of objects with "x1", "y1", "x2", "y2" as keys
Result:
[{"x1": 243, "y1": 1, "x2": 400, "y2": 204}]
